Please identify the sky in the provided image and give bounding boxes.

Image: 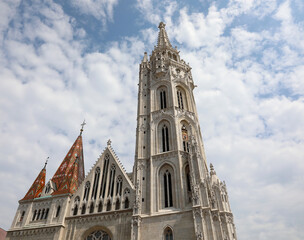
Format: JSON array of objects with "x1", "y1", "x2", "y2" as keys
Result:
[{"x1": 0, "y1": 0, "x2": 304, "y2": 239}]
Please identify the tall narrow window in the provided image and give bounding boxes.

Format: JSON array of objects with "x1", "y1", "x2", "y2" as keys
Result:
[
  {"x1": 91, "y1": 167, "x2": 100, "y2": 200},
  {"x1": 73, "y1": 197, "x2": 80, "y2": 216},
  {"x1": 36, "y1": 209, "x2": 41, "y2": 220},
  {"x1": 124, "y1": 197, "x2": 129, "y2": 209},
  {"x1": 115, "y1": 199, "x2": 120, "y2": 210},
  {"x1": 106, "y1": 200, "x2": 111, "y2": 211},
  {"x1": 185, "y1": 165, "x2": 191, "y2": 203},
  {"x1": 108, "y1": 165, "x2": 116, "y2": 197},
  {"x1": 162, "y1": 125, "x2": 170, "y2": 152},
  {"x1": 73, "y1": 205, "x2": 78, "y2": 216},
  {"x1": 32, "y1": 210, "x2": 37, "y2": 221},
  {"x1": 116, "y1": 176, "x2": 123, "y2": 196},
  {"x1": 81, "y1": 203, "x2": 86, "y2": 214},
  {"x1": 100, "y1": 154, "x2": 110, "y2": 198},
  {"x1": 19, "y1": 211, "x2": 25, "y2": 222},
  {"x1": 89, "y1": 202, "x2": 94, "y2": 213},
  {"x1": 185, "y1": 165, "x2": 191, "y2": 192},
  {"x1": 177, "y1": 90, "x2": 184, "y2": 109},
  {"x1": 164, "y1": 227, "x2": 173, "y2": 240},
  {"x1": 182, "y1": 125, "x2": 189, "y2": 152},
  {"x1": 41, "y1": 209, "x2": 45, "y2": 220},
  {"x1": 44, "y1": 208, "x2": 49, "y2": 219},
  {"x1": 56, "y1": 206, "x2": 61, "y2": 218},
  {"x1": 83, "y1": 181, "x2": 91, "y2": 201},
  {"x1": 98, "y1": 201, "x2": 103, "y2": 212},
  {"x1": 164, "y1": 170, "x2": 173, "y2": 208},
  {"x1": 45, "y1": 183, "x2": 50, "y2": 194},
  {"x1": 160, "y1": 90, "x2": 167, "y2": 109}
]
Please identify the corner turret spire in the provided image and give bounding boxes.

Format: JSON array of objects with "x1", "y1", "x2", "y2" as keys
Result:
[
  {"x1": 157, "y1": 22, "x2": 172, "y2": 48},
  {"x1": 51, "y1": 127, "x2": 85, "y2": 195},
  {"x1": 21, "y1": 162, "x2": 46, "y2": 201}
]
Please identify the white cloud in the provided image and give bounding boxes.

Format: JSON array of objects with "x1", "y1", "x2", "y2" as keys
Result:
[
  {"x1": 1, "y1": 1, "x2": 304, "y2": 239},
  {"x1": 71, "y1": 0, "x2": 119, "y2": 24},
  {"x1": 0, "y1": 0, "x2": 142, "y2": 230}
]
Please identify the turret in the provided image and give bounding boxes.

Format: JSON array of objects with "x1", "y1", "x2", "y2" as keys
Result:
[{"x1": 51, "y1": 121, "x2": 86, "y2": 195}]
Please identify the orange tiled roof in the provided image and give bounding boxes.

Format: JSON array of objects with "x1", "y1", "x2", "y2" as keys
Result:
[
  {"x1": 51, "y1": 135, "x2": 85, "y2": 195},
  {"x1": 21, "y1": 167, "x2": 46, "y2": 201}
]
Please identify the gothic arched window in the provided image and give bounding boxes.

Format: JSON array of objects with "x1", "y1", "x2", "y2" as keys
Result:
[
  {"x1": 44, "y1": 208, "x2": 49, "y2": 219},
  {"x1": 108, "y1": 165, "x2": 116, "y2": 197},
  {"x1": 89, "y1": 202, "x2": 94, "y2": 213},
  {"x1": 182, "y1": 125, "x2": 189, "y2": 152},
  {"x1": 41, "y1": 209, "x2": 45, "y2": 220},
  {"x1": 83, "y1": 181, "x2": 91, "y2": 201},
  {"x1": 81, "y1": 203, "x2": 86, "y2": 214},
  {"x1": 163, "y1": 170, "x2": 173, "y2": 208},
  {"x1": 85, "y1": 230, "x2": 111, "y2": 240},
  {"x1": 36, "y1": 209, "x2": 41, "y2": 220},
  {"x1": 106, "y1": 200, "x2": 111, "y2": 211},
  {"x1": 100, "y1": 154, "x2": 110, "y2": 198},
  {"x1": 73, "y1": 205, "x2": 78, "y2": 216},
  {"x1": 32, "y1": 210, "x2": 37, "y2": 221},
  {"x1": 162, "y1": 125, "x2": 170, "y2": 152},
  {"x1": 177, "y1": 90, "x2": 184, "y2": 109},
  {"x1": 160, "y1": 89, "x2": 167, "y2": 109},
  {"x1": 55, "y1": 206, "x2": 61, "y2": 218},
  {"x1": 164, "y1": 227, "x2": 173, "y2": 240},
  {"x1": 73, "y1": 196, "x2": 80, "y2": 216},
  {"x1": 116, "y1": 175, "x2": 123, "y2": 196},
  {"x1": 19, "y1": 211, "x2": 25, "y2": 222},
  {"x1": 115, "y1": 199, "x2": 120, "y2": 210},
  {"x1": 185, "y1": 165, "x2": 191, "y2": 203},
  {"x1": 45, "y1": 183, "x2": 50, "y2": 194},
  {"x1": 91, "y1": 167, "x2": 100, "y2": 200},
  {"x1": 124, "y1": 197, "x2": 129, "y2": 209},
  {"x1": 98, "y1": 201, "x2": 103, "y2": 212}
]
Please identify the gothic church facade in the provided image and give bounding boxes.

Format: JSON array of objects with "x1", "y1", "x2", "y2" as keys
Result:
[{"x1": 6, "y1": 23, "x2": 237, "y2": 240}]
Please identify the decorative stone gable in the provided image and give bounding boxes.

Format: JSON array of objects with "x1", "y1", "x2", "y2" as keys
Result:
[{"x1": 68, "y1": 141, "x2": 135, "y2": 218}]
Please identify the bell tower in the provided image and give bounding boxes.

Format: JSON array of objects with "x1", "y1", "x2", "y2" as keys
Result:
[{"x1": 132, "y1": 22, "x2": 237, "y2": 240}]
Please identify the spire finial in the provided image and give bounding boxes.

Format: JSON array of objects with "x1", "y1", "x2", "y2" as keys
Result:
[
  {"x1": 210, "y1": 163, "x2": 216, "y2": 175},
  {"x1": 157, "y1": 22, "x2": 172, "y2": 48},
  {"x1": 80, "y1": 119, "x2": 86, "y2": 135},
  {"x1": 158, "y1": 22, "x2": 166, "y2": 29},
  {"x1": 44, "y1": 157, "x2": 49, "y2": 169},
  {"x1": 107, "y1": 139, "x2": 112, "y2": 146}
]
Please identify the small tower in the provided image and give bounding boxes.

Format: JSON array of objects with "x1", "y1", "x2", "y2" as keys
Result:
[
  {"x1": 51, "y1": 125, "x2": 85, "y2": 195},
  {"x1": 21, "y1": 159, "x2": 47, "y2": 201},
  {"x1": 6, "y1": 125, "x2": 86, "y2": 240},
  {"x1": 132, "y1": 22, "x2": 237, "y2": 240}
]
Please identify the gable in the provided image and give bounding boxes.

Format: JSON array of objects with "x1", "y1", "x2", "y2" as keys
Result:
[{"x1": 68, "y1": 145, "x2": 135, "y2": 217}]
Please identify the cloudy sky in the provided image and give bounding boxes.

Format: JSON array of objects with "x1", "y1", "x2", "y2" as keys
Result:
[{"x1": 0, "y1": 0, "x2": 304, "y2": 238}]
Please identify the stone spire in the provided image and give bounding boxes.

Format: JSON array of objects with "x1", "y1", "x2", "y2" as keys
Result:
[
  {"x1": 21, "y1": 163, "x2": 46, "y2": 201},
  {"x1": 157, "y1": 22, "x2": 172, "y2": 48},
  {"x1": 51, "y1": 129, "x2": 85, "y2": 195}
]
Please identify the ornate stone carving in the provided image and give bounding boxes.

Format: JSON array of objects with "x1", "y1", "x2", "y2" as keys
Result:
[
  {"x1": 196, "y1": 231, "x2": 204, "y2": 240},
  {"x1": 192, "y1": 184, "x2": 200, "y2": 205}
]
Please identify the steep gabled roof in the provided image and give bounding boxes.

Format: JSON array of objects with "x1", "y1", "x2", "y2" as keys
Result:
[
  {"x1": 51, "y1": 134, "x2": 85, "y2": 195},
  {"x1": 21, "y1": 165, "x2": 46, "y2": 201}
]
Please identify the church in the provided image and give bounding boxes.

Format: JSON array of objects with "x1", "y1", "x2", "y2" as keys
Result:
[{"x1": 6, "y1": 22, "x2": 237, "y2": 240}]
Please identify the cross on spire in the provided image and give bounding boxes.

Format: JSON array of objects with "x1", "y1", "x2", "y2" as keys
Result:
[
  {"x1": 44, "y1": 157, "x2": 49, "y2": 169},
  {"x1": 80, "y1": 120, "x2": 86, "y2": 135}
]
